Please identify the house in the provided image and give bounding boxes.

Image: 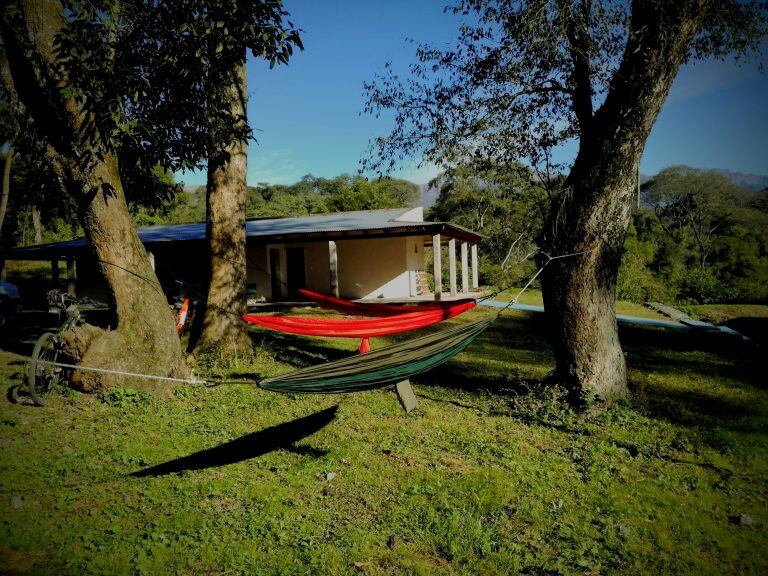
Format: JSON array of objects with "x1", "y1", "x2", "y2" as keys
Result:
[{"x1": 1, "y1": 207, "x2": 483, "y2": 304}]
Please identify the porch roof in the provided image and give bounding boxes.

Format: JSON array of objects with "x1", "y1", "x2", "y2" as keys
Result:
[{"x1": 2, "y1": 208, "x2": 482, "y2": 261}]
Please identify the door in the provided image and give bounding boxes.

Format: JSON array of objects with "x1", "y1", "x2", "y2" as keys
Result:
[
  {"x1": 269, "y1": 248, "x2": 281, "y2": 300},
  {"x1": 285, "y1": 248, "x2": 306, "y2": 298}
]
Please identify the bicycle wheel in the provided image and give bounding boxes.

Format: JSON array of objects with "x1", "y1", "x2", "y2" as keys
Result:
[{"x1": 27, "y1": 332, "x2": 61, "y2": 406}]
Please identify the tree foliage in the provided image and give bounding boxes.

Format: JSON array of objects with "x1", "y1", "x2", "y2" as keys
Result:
[
  {"x1": 363, "y1": 0, "x2": 766, "y2": 188},
  {"x1": 427, "y1": 164, "x2": 546, "y2": 283}
]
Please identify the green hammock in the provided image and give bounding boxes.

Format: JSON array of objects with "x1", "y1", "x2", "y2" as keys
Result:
[{"x1": 259, "y1": 318, "x2": 494, "y2": 394}]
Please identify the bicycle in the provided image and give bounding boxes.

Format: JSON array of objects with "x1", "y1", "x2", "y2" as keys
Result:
[{"x1": 26, "y1": 291, "x2": 86, "y2": 406}]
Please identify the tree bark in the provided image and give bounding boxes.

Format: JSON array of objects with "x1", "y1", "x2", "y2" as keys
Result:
[
  {"x1": 194, "y1": 60, "x2": 250, "y2": 353},
  {"x1": 0, "y1": 0, "x2": 186, "y2": 392},
  {"x1": 31, "y1": 205, "x2": 42, "y2": 243},
  {"x1": 0, "y1": 147, "x2": 13, "y2": 236},
  {"x1": 541, "y1": 0, "x2": 707, "y2": 402}
]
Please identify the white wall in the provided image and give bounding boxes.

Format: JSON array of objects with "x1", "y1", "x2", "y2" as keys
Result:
[{"x1": 336, "y1": 236, "x2": 426, "y2": 299}]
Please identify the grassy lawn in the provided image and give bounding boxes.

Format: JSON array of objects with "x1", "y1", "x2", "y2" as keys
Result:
[{"x1": 1, "y1": 306, "x2": 766, "y2": 575}]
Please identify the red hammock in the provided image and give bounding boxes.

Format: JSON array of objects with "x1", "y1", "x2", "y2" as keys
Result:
[
  {"x1": 242, "y1": 300, "x2": 476, "y2": 338},
  {"x1": 298, "y1": 288, "x2": 475, "y2": 317}
]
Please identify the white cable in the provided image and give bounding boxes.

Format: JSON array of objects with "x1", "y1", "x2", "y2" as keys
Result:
[{"x1": 1, "y1": 350, "x2": 209, "y2": 385}]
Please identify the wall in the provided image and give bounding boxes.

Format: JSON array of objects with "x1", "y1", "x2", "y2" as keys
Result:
[{"x1": 336, "y1": 236, "x2": 425, "y2": 299}]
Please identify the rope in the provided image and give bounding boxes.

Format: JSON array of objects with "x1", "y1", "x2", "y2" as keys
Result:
[
  {"x1": 488, "y1": 247, "x2": 597, "y2": 316},
  {"x1": 0, "y1": 349, "x2": 252, "y2": 388}
]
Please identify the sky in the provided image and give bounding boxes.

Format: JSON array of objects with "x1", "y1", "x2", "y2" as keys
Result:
[{"x1": 179, "y1": 0, "x2": 768, "y2": 188}]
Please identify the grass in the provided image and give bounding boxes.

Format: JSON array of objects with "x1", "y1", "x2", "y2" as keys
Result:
[
  {"x1": 1, "y1": 305, "x2": 767, "y2": 575},
  {"x1": 492, "y1": 288, "x2": 671, "y2": 321}
]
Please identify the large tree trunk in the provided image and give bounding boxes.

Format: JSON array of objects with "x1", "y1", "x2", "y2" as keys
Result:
[
  {"x1": 193, "y1": 61, "x2": 250, "y2": 353},
  {"x1": 0, "y1": 0, "x2": 187, "y2": 392},
  {"x1": 0, "y1": 147, "x2": 13, "y2": 236},
  {"x1": 541, "y1": 0, "x2": 706, "y2": 402}
]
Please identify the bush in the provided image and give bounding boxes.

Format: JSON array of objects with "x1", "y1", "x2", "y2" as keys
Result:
[
  {"x1": 617, "y1": 252, "x2": 671, "y2": 302},
  {"x1": 674, "y1": 267, "x2": 724, "y2": 304}
]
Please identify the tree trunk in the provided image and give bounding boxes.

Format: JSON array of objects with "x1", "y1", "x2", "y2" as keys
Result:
[
  {"x1": 541, "y1": 0, "x2": 707, "y2": 402},
  {"x1": 0, "y1": 147, "x2": 13, "y2": 236},
  {"x1": 194, "y1": 60, "x2": 250, "y2": 353},
  {"x1": 0, "y1": 0, "x2": 187, "y2": 392},
  {"x1": 71, "y1": 153, "x2": 188, "y2": 392},
  {"x1": 31, "y1": 205, "x2": 42, "y2": 243}
]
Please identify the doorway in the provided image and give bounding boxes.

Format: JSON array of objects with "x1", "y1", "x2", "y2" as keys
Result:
[
  {"x1": 269, "y1": 248, "x2": 281, "y2": 300},
  {"x1": 285, "y1": 248, "x2": 306, "y2": 298}
]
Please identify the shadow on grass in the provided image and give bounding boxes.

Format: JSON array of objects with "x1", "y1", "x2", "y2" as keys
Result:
[
  {"x1": 249, "y1": 329, "x2": 352, "y2": 367},
  {"x1": 130, "y1": 405, "x2": 337, "y2": 477}
]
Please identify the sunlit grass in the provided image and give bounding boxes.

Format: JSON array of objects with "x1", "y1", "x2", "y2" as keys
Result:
[{"x1": 1, "y1": 307, "x2": 766, "y2": 575}]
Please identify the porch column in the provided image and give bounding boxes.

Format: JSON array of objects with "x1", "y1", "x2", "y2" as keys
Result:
[
  {"x1": 147, "y1": 251, "x2": 155, "y2": 271},
  {"x1": 66, "y1": 257, "x2": 76, "y2": 296},
  {"x1": 448, "y1": 238, "x2": 457, "y2": 296},
  {"x1": 471, "y1": 244, "x2": 479, "y2": 289},
  {"x1": 432, "y1": 233, "x2": 442, "y2": 301},
  {"x1": 328, "y1": 240, "x2": 339, "y2": 298},
  {"x1": 461, "y1": 242, "x2": 469, "y2": 293},
  {"x1": 51, "y1": 259, "x2": 59, "y2": 289}
]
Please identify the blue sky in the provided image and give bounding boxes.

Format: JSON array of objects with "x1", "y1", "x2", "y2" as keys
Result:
[{"x1": 180, "y1": 0, "x2": 768, "y2": 187}]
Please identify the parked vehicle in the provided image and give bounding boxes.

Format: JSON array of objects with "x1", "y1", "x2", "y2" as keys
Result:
[{"x1": 0, "y1": 280, "x2": 22, "y2": 330}]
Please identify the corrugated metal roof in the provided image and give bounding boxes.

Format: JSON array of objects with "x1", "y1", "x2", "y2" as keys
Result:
[{"x1": 3, "y1": 208, "x2": 482, "y2": 260}]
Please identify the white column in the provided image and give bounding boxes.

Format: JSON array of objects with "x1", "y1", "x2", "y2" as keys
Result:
[
  {"x1": 471, "y1": 244, "x2": 479, "y2": 289},
  {"x1": 432, "y1": 233, "x2": 442, "y2": 301},
  {"x1": 461, "y1": 242, "x2": 469, "y2": 293},
  {"x1": 148, "y1": 251, "x2": 155, "y2": 271},
  {"x1": 66, "y1": 258, "x2": 76, "y2": 296},
  {"x1": 448, "y1": 238, "x2": 457, "y2": 296},
  {"x1": 329, "y1": 240, "x2": 339, "y2": 297}
]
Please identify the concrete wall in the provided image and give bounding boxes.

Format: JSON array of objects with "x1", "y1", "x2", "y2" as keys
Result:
[{"x1": 336, "y1": 236, "x2": 425, "y2": 299}]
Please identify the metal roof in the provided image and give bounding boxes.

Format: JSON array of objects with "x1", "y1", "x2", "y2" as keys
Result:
[{"x1": 2, "y1": 208, "x2": 482, "y2": 260}]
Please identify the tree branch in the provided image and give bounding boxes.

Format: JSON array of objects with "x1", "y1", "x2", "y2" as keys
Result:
[{"x1": 564, "y1": 0, "x2": 594, "y2": 137}]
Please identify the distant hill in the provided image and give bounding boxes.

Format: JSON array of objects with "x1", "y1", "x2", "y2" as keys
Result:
[
  {"x1": 641, "y1": 169, "x2": 768, "y2": 192},
  {"x1": 711, "y1": 169, "x2": 768, "y2": 192}
]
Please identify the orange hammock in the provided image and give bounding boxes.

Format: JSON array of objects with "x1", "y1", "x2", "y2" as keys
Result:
[
  {"x1": 298, "y1": 288, "x2": 475, "y2": 317},
  {"x1": 243, "y1": 300, "x2": 476, "y2": 354}
]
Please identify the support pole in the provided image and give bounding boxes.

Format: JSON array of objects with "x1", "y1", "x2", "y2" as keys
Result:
[
  {"x1": 448, "y1": 238, "x2": 457, "y2": 296},
  {"x1": 329, "y1": 240, "x2": 339, "y2": 298},
  {"x1": 432, "y1": 234, "x2": 442, "y2": 301},
  {"x1": 395, "y1": 380, "x2": 419, "y2": 414},
  {"x1": 66, "y1": 258, "x2": 76, "y2": 296},
  {"x1": 51, "y1": 259, "x2": 59, "y2": 289},
  {"x1": 461, "y1": 242, "x2": 469, "y2": 293},
  {"x1": 471, "y1": 244, "x2": 479, "y2": 290}
]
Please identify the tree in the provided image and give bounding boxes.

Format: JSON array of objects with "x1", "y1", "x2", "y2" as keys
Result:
[
  {"x1": 364, "y1": 0, "x2": 767, "y2": 402},
  {"x1": 119, "y1": 1, "x2": 302, "y2": 355},
  {"x1": 644, "y1": 166, "x2": 744, "y2": 268},
  {"x1": 0, "y1": 0, "x2": 188, "y2": 391}
]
